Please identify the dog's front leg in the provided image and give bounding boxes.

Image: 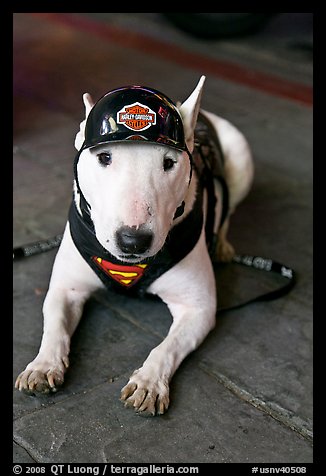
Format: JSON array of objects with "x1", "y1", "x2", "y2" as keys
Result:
[
  {"x1": 120, "y1": 230, "x2": 216, "y2": 416},
  {"x1": 15, "y1": 288, "x2": 87, "y2": 394},
  {"x1": 15, "y1": 225, "x2": 99, "y2": 394}
]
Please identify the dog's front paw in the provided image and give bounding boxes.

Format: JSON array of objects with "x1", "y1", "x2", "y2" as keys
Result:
[
  {"x1": 15, "y1": 357, "x2": 68, "y2": 395},
  {"x1": 120, "y1": 369, "x2": 170, "y2": 416}
]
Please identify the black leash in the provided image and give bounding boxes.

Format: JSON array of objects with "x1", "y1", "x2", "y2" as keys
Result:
[
  {"x1": 13, "y1": 234, "x2": 63, "y2": 260},
  {"x1": 216, "y1": 254, "x2": 296, "y2": 312},
  {"x1": 13, "y1": 236, "x2": 296, "y2": 310}
]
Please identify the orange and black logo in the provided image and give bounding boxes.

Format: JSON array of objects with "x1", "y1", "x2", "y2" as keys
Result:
[{"x1": 117, "y1": 102, "x2": 156, "y2": 131}]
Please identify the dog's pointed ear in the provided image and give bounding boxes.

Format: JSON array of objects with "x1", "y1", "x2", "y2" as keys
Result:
[
  {"x1": 83, "y1": 92, "x2": 94, "y2": 117},
  {"x1": 74, "y1": 93, "x2": 95, "y2": 151},
  {"x1": 178, "y1": 76, "x2": 205, "y2": 152}
]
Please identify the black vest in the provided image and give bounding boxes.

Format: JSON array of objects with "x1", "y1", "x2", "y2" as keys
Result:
[{"x1": 69, "y1": 113, "x2": 228, "y2": 296}]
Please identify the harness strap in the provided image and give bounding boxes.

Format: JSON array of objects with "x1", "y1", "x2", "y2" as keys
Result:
[{"x1": 193, "y1": 112, "x2": 230, "y2": 255}]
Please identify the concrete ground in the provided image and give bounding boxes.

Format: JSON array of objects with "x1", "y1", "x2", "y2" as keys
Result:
[{"x1": 13, "y1": 13, "x2": 313, "y2": 464}]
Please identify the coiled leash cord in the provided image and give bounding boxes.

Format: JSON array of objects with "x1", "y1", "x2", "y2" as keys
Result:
[{"x1": 13, "y1": 235, "x2": 296, "y2": 311}]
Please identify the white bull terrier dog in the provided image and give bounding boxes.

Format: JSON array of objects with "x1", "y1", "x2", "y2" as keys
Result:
[{"x1": 16, "y1": 76, "x2": 254, "y2": 415}]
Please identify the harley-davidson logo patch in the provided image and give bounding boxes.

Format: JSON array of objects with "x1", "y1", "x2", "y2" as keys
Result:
[
  {"x1": 117, "y1": 102, "x2": 156, "y2": 131},
  {"x1": 92, "y1": 256, "x2": 148, "y2": 287}
]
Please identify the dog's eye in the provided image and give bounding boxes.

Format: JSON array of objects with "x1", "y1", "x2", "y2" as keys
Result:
[
  {"x1": 97, "y1": 153, "x2": 112, "y2": 167},
  {"x1": 163, "y1": 157, "x2": 176, "y2": 171}
]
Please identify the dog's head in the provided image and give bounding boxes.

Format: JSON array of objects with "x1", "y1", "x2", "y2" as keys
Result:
[{"x1": 74, "y1": 77, "x2": 205, "y2": 263}]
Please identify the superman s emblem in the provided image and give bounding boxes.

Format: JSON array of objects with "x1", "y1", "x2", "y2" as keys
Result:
[{"x1": 92, "y1": 256, "x2": 148, "y2": 287}]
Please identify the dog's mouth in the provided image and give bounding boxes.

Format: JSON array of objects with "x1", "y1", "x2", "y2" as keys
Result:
[{"x1": 117, "y1": 253, "x2": 149, "y2": 264}]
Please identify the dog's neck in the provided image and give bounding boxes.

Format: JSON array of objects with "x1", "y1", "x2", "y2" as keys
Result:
[{"x1": 73, "y1": 180, "x2": 84, "y2": 217}]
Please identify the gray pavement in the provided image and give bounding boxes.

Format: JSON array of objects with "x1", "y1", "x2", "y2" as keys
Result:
[{"x1": 13, "y1": 13, "x2": 313, "y2": 464}]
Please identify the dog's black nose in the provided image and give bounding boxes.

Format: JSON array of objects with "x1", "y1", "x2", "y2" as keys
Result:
[{"x1": 116, "y1": 226, "x2": 153, "y2": 255}]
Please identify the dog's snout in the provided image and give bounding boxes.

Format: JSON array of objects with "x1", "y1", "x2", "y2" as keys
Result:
[{"x1": 116, "y1": 226, "x2": 153, "y2": 255}]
